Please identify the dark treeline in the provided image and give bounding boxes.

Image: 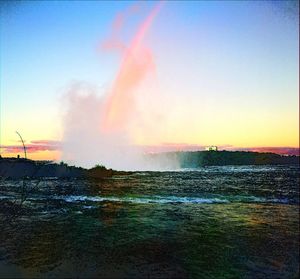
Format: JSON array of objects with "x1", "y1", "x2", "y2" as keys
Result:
[
  {"x1": 151, "y1": 151, "x2": 299, "y2": 168},
  {"x1": 0, "y1": 158, "x2": 129, "y2": 179},
  {"x1": 1, "y1": 151, "x2": 299, "y2": 179}
]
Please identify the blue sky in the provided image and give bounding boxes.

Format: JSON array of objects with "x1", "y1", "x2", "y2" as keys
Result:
[{"x1": 0, "y1": 1, "x2": 298, "y2": 159}]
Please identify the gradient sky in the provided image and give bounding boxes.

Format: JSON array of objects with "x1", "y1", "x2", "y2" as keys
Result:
[{"x1": 0, "y1": 1, "x2": 299, "y2": 160}]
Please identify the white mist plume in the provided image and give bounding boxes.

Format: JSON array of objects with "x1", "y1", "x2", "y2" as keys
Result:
[{"x1": 61, "y1": 3, "x2": 179, "y2": 170}]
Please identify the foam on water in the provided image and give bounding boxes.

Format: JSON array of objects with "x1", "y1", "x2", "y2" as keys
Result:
[
  {"x1": 54, "y1": 195, "x2": 228, "y2": 204},
  {"x1": 51, "y1": 194, "x2": 291, "y2": 205}
]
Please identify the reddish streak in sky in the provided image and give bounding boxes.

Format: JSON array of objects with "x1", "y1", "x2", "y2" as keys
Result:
[{"x1": 101, "y1": 2, "x2": 163, "y2": 133}]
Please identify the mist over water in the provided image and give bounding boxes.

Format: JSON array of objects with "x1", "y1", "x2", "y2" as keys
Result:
[{"x1": 61, "y1": 3, "x2": 176, "y2": 170}]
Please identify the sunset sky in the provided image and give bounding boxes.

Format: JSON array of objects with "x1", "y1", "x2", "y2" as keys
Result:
[{"x1": 0, "y1": 1, "x2": 299, "y2": 161}]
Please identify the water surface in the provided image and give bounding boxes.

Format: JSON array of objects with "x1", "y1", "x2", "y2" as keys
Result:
[{"x1": 0, "y1": 165, "x2": 299, "y2": 278}]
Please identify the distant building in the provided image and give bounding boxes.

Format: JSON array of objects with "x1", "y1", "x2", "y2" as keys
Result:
[{"x1": 205, "y1": 146, "x2": 218, "y2": 151}]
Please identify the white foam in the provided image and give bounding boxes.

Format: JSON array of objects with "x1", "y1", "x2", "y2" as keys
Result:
[
  {"x1": 52, "y1": 194, "x2": 293, "y2": 205},
  {"x1": 57, "y1": 195, "x2": 229, "y2": 204}
]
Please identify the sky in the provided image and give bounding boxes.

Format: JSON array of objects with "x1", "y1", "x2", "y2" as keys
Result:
[{"x1": 0, "y1": 0, "x2": 299, "y2": 161}]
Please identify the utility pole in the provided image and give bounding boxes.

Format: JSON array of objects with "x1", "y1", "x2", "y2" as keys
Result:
[{"x1": 16, "y1": 131, "x2": 27, "y2": 159}]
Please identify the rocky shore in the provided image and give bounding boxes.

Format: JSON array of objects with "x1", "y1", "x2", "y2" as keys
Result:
[{"x1": 0, "y1": 158, "x2": 130, "y2": 179}]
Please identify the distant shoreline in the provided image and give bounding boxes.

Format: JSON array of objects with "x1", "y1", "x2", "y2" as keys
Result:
[
  {"x1": 0, "y1": 157, "x2": 130, "y2": 179},
  {"x1": 0, "y1": 150, "x2": 299, "y2": 179},
  {"x1": 149, "y1": 150, "x2": 299, "y2": 168}
]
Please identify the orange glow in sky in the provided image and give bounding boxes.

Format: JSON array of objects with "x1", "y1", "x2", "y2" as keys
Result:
[{"x1": 0, "y1": 1, "x2": 298, "y2": 161}]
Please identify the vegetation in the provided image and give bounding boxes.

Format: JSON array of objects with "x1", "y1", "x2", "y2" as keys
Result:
[{"x1": 175, "y1": 151, "x2": 299, "y2": 167}]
